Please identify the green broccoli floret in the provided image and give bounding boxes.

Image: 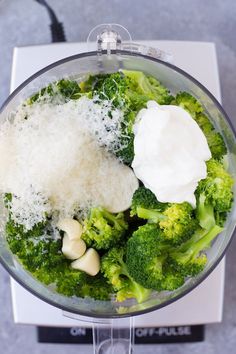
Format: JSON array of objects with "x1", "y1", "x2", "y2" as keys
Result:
[
  {"x1": 131, "y1": 188, "x2": 197, "y2": 245},
  {"x1": 172, "y1": 92, "x2": 227, "y2": 159},
  {"x1": 168, "y1": 224, "x2": 223, "y2": 277},
  {"x1": 196, "y1": 158, "x2": 234, "y2": 229},
  {"x1": 123, "y1": 70, "x2": 173, "y2": 105},
  {"x1": 193, "y1": 113, "x2": 226, "y2": 159},
  {"x1": 80, "y1": 70, "x2": 173, "y2": 165},
  {"x1": 130, "y1": 187, "x2": 167, "y2": 217},
  {"x1": 29, "y1": 79, "x2": 82, "y2": 104},
  {"x1": 126, "y1": 224, "x2": 166, "y2": 290},
  {"x1": 56, "y1": 79, "x2": 82, "y2": 99},
  {"x1": 80, "y1": 72, "x2": 127, "y2": 108},
  {"x1": 56, "y1": 269, "x2": 112, "y2": 300},
  {"x1": 5, "y1": 217, "x2": 111, "y2": 300},
  {"x1": 126, "y1": 224, "x2": 184, "y2": 290},
  {"x1": 159, "y1": 203, "x2": 198, "y2": 245},
  {"x1": 28, "y1": 84, "x2": 53, "y2": 104},
  {"x1": 172, "y1": 92, "x2": 203, "y2": 118},
  {"x1": 205, "y1": 132, "x2": 227, "y2": 160},
  {"x1": 101, "y1": 247, "x2": 151, "y2": 303},
  {"x1": 5, "y1": 218, "x2": 62, "y2": 276},
  {"x1": 82, "y1": 207, "x2": 128, "y2": 250},
  {"x1": 115, "y1": 133, "x2": 135, "y2": 165}
]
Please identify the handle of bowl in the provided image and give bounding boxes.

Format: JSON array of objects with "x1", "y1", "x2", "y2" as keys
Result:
[
  {"x1": 62, "y1": 311, "x2": 135, "y2": 353},
  {"x1": 92, "y1": 317, "x2": 135, "y2": 354},
  {"x1": 87, "y1": 23, "x2": 173, "y2": 63}
]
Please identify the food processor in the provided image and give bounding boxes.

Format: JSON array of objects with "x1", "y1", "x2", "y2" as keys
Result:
[{"x1": 0, "y1": 24, "x2": 236, "y2": 353}]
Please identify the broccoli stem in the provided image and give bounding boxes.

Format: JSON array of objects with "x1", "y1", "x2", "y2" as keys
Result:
[
  {"x1": 197, "y1": 194, "x2": 216, "y2": 230},
  {"x1": 173, "y1": 224, "x2": 223, "y2": 264},
  {"x1": 92, "y1": 207, "x2": 123, "y2": 229},
  {"x1": 136, "y1": 207, "x2": 167, "y2": 222},
  {"x1": 131, "y1": 281, "x2": 151, "y2": 303},
  {"x1": 120, "y1": 260, "x2": 151, "y2": 303}
]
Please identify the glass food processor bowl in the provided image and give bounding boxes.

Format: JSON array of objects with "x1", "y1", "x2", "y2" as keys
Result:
[{"x1": 0, "y1": 24, "x2": 236, "y2": 351}]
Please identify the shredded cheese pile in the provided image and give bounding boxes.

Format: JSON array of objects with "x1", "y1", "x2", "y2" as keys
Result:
[{"x1": 0, "y1": 97, "x2": 136, "y2": 229}]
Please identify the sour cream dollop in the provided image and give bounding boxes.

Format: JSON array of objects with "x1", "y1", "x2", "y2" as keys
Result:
[{"x1": 131, "y1": 101, "x2": 212, "y2": 207}]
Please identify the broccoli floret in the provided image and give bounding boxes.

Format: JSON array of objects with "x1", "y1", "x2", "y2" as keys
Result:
[
  {"x1": 115, "y1": 133, "x2": 135, "y2": 165},
  {"x1": 6, "y1": 218, "x2": 62, "y2": 275},
  {"x1": 168, "y1": 225, "x2": 223, "y2": 277},
  {"x1": 29, "y1": 79, "x2": 82, "y2": 104},
  {"x1": 159, "y1": 203, "x2": 198, "y2": 245},
  {"x1": 126, "y1": 224, "x2": 185, "y2": 290},
  {"x1": 123, "y1": 70, "x2": 173, "y2": 105},
  {"x1": 101, "y1": 247, "x2": 151, "y2": 303},
  {"x1": 5, "y1": 217, "x2": 111, "y2": 300},
  {"x1": 194, "y1": 113, "x2": 214, "y2": 133},
  {"x1": 193, "y1": 113, "x2": 226, "y2": 159},
  {"x1": 206, "y1": 132, "x2": 227, "y2": 160},
  {"x1": 126, "y1": 224, "x2": 168, "y2": 290},
  {"x1": 56, "y1": 269, "x2": 112, "y2": 300},
  {"x1": 130, "y1": 187, "x2": 167, "y2": 217},
  {"x1": 28, "y1": 84, "x2": 54, "y2": 104},
  {"x1": 81, "y1": 72, "x2": 127, "y2": 108},
  {"x1": 82, "y1": 207, "x2": 128, "y2": 250},
  {"x1": 172, "y1": 92, "x2": 227, "y2": 159},
  {"x1": 172, "y1": 92, "x2": 203, "y2": 118},
  {"x1": 80, "y1": 70, "x2": 173, "y2": 165},
  {"x1": 196, "y1": 158, "x2": 233, "y2": 229},
  {"x1": 159, "y1": 269, "x2": 185, "y2": 291},
  {"x1": 131, "y1": 189, "x2": 197, "y2": 245},
  {"x1": 127, "y1": 223, "x2": 223, "y2": 291},
  {"x1": 56, "y1": 79, "x2": 82, "y2": 99}
]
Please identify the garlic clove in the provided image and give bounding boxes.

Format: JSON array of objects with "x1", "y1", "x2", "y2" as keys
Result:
[
  {"x1": 57, "y1": 218, "x2": 83, "y2": 240},
  {"x1": 62, "y1": 234, "x2": 86, "y2": 260},
  {"x1": 71, "y1": 248, "x2": 100, "y2": 276}
]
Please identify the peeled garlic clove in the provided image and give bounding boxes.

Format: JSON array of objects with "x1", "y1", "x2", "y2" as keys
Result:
[
  {"x1": 62, "y1": 234, "x2": 86, "y2": 260},
  {"x1": 57, "y1": 218, "x2": 83, "y2": 240},
  {"x1": 71, "y1": 248, "x2": 100, "y2": 276}
]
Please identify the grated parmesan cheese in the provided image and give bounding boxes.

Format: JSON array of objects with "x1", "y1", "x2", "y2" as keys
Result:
[{"x1": 0, "y1": 97, "x2": 138, "y2": 229}]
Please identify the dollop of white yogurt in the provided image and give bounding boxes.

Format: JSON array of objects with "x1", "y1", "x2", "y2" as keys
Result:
[{"x1": 132, "y1": 101, "x2": 212, "y2": 207}]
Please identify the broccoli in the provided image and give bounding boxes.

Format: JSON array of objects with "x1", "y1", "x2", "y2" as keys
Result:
[
  {"x1": 123, "y1": 70, "x2": 173, "y2": 106},
  {"x1": 158, "y1": 203, "x2": 198, "y2": 245},
  {"x1": 131, "y1": 187, "x2": 167, "y2": 217},
  {"x1": 131, "y1": 187, "x2": 197, "y2": 245},
  {"x1": 115, "y1": 133, "x2": 135, "y2": 165},
  {"x1": 126, "y1": 224, "x2": 167, "y2": 290},
  {"x1": 82, "y1": 70, "x2": 172, "y2": 109},
  {"x1": 101, "y1": 247, "x2": 151, "y2": 303},
  {"x1": 82, "y1": 207, "x2": 128, "y2": 250},
  {"x1": 126, "y1": 224, "x2": 185, "y2": 291},
  {"x1": 80, "y1": 72, "x2": 127, "y2": 108},
  {"x1": 172, "y1": 92, "x2": 203, "y2": 118},
  {"x1": 5, "y1": 217, "x2": 111, "y2": 300},
  {"x1": 56, "y1": 79, "x2": 82, "y2": 99},
  {"x1": 29, "y1": 79, "x2": 83, "y2": 104},
  {"x1": 168, "y1": 224, "x2": 223, "y2": 277},
  {"x1": 127, "y1": 221, "x2": 223, "y2": 291},
  {"x1": 80, "y1": 70, "x2": 173, "y2": 165},
  {"x1": 5, "y1": 218, "x2": 61, "y2": 276},
  {"x1": 196, "y1": 158, "x2": 234, "y2": 230},
  {"x1": 205, "y1": 131, "x2": 227, "y2": 160},
  {"x1": 56, "y1": 270, "x2": 112, "y2": 300},
  {"x1": 172, "y1": 92, "x2": 227, "y2": 159}
]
